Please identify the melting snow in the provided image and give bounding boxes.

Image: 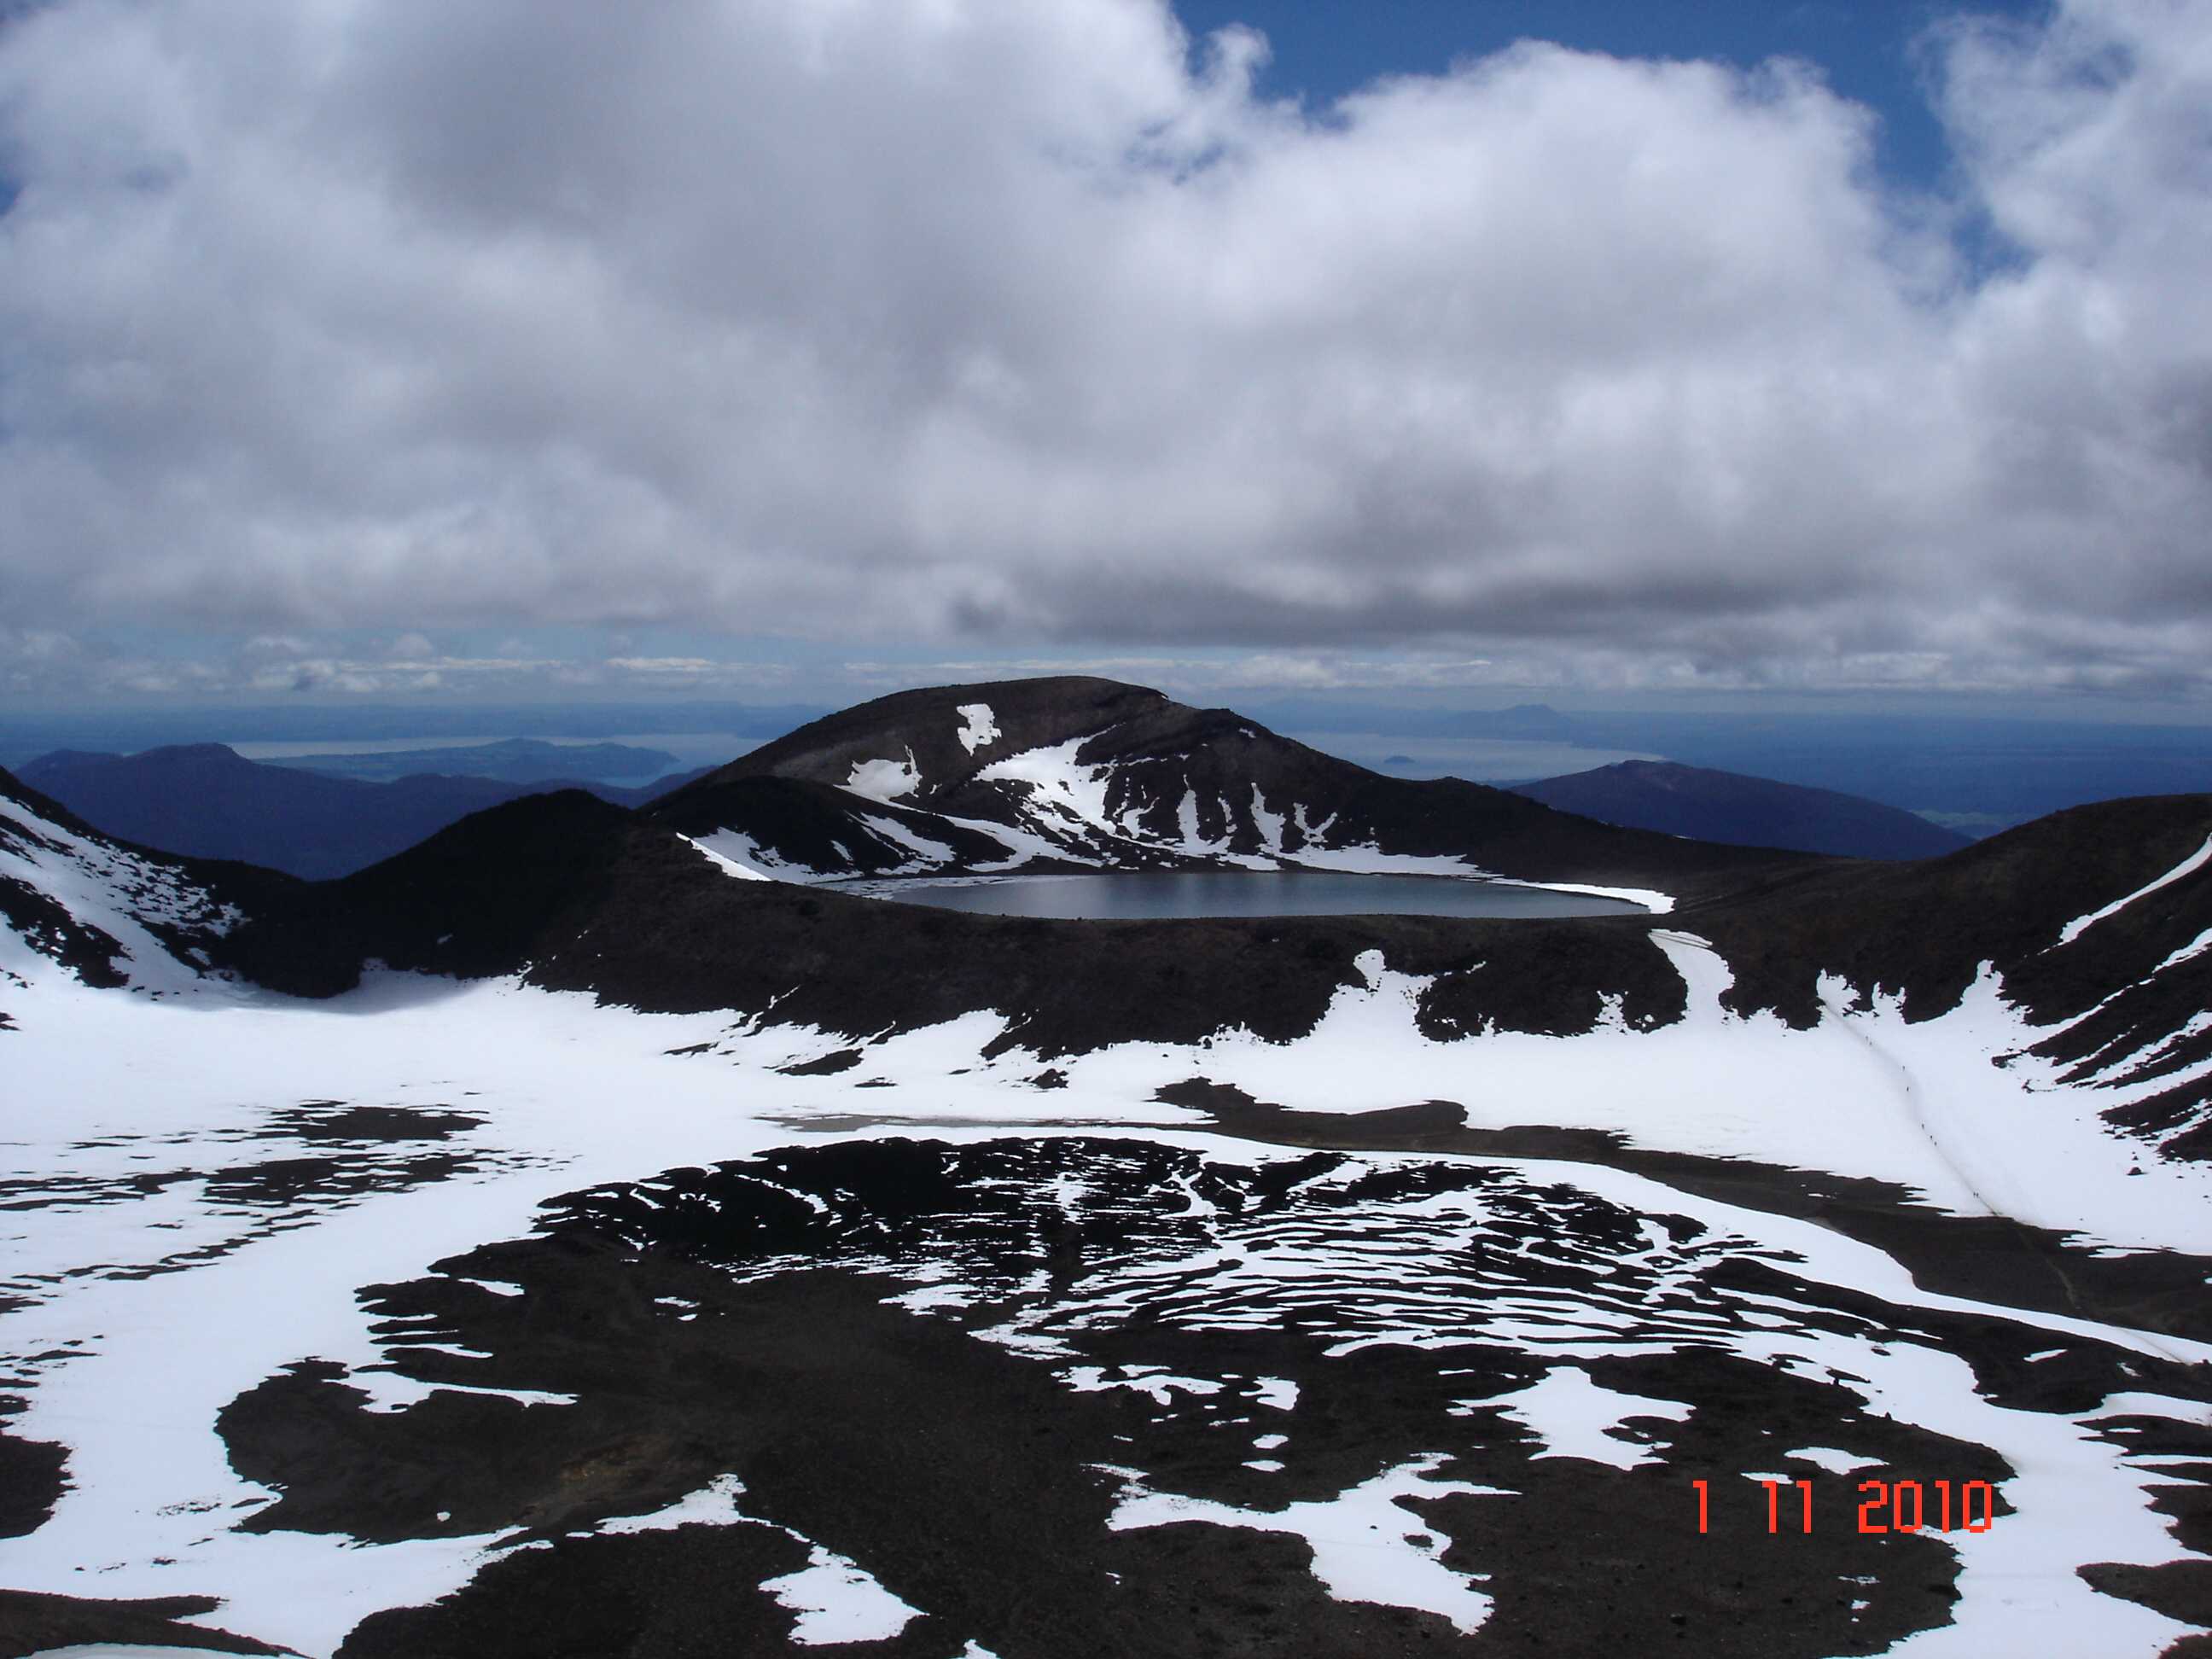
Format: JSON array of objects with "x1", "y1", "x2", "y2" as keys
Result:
[
  {"x1": 763, "y1": 1546, "x2": 922, "y2": 1645},
  {"x1": 1249, "y1": 788, "x2": 1286, "y2": 855},
  {"x1": 1063, "y1": 1365, "x2": 1225, "y2": 1406},
  {"x1": 599, "y1": 1474, "x2": 919, "y2": 1644},
  {"x1": 1485, "y1": 1366, "x2": 1690, "y2": 1470},
  {"x1": 2151, "y1": 925, "x2": 2212, "y2": 974},
  {"x1": 856, "y1": 813, "x2": 957, "y2": 870},
  {"x1": 0, "y1": 794, "x2": 242, "y2": 991},
  {"x1": 1784, "y1": 1447, "x2": 1871, "y2": 1475},
  {"x1": 844, "y1": 749, "x2": 923, "y2": 804},
  {"x1": 685, "y1": 834, "x2": 774, "y2": 882},
  {"x1": 955, "y1": 702, "x2": 1001, "y2": 754},
  {"x1": 977, "y1": 739, "x2": 1116, "y2": 832},
  {"x1": 2057, "y1": 834, "x2": 2212, "y2": 946},
  {"x1": 1109, "y1": 1455, "x2": 1502, "y2": 1634}
]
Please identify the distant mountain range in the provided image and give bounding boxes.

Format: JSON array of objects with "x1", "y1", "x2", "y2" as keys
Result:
[
  {"x1": 16, "y1": 744, "x2": 707, "y2": 880},
  {"x1": 0, "y1": 699, "x2": 831, "y2": 771},
  {"x1": 15, "y1": 696, "x2": 2007, "y2": 885},
  {"x1": 271, "y1": 736, "x2": 680, "y2": 784},
  {"x1": 1505, "y1": 759, "x2": 1970, "y2": 859},
  {"x1": 1252, "y1": 698, "x2": 2212, "y2": 833}
]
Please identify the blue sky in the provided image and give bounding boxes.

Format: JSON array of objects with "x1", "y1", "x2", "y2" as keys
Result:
[
  {"x1": 1173, "y1": 0, "x2": 2036, "y2": 189},
  {"x1": 1, "y1": 0, "x2": 2206, "y2": 719}
]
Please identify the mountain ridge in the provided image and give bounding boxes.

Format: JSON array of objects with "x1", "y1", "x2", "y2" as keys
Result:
[
  {"x1": 1507, "y1": 758, "x2": 1972, "y2": 859},
  {"x1": 7, "y1": 677, "x2": 2209, "y2": 1161},
  {"x1": 18, "y1": 744, "x2": 708, "y2": 879}
]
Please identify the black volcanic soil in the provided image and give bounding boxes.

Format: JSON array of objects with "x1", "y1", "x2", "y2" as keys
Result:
[
  {"x1": 0, "y1": 1406, "x2": 66, "y2": 1543},
  {"x1": 0, "y1": 870, "x2": 131, "y2": 989},
  {"x1": 0, "y1": 1588, "x2": 290, "y2": 1657},
  {"x1": 200, "y1": 1137, "x2": 2177, "y2": 1659}
]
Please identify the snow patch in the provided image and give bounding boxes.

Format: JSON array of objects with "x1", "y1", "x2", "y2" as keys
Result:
[
  {"x1": 0, "y1": 795, "x2": 242, "y2": 992},
  {"x1": 597, "y1": 1473, "x2": 919, "y2": 1644},
  {"x1": 954, "y1": 703, "x2": 1001, "y2": 754},
  {"x1": 1485, "y1": 1366, "x2": 1689, "y2": 1470},
  {"x1": 1249, "y1": 788, "x2": 1286, "y2": 855},
  {"x1": 1784, "y1": 1447, "x2": 1871, "y2": 1475},
  {"x1": 684, "y1": 833, "x2": 774, "y2": 882},
  {"x1": 1109, "y1": 1455, "x2": 1501, "y2": 1634},
  {"x1": 857, "y1": 814, "x2": 956, "y2": 870},
  {"x1": 763, "y1": 1546, "x2": 923, "y2": 1645},
  {"x1": 2057, "y1": 833, "x2": 2212, "y2": 946},
  {"x1": 977, "y1": 739, "x2": 1115, "y2": 833},
  {"x1": 845, "y1": 749, "x2": 923, "y2": 804},
  {"x1": 2152, "y1": 926, "x2": 2212, "y2": 975}
]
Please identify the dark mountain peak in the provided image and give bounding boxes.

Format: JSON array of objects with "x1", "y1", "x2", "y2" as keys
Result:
[
  {"x1": 340, "y1": 785, "x2": 636, "y2": 876},
  {"x1": 645, "y1": 674, "x2": 1802, "y2": 901},
  {"x1": 672, "y1": 676, "x2": 1175, "y2": 807},
  {"x1": 215, "y1": 788, "x2": 645, "y2": 997}
]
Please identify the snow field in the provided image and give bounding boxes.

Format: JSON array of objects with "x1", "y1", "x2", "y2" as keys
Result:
[{"x1": 2, "y1": 890, "x2": 2209, "y2": 1654}]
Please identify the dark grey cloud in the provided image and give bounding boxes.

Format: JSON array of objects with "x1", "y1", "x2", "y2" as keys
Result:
[{"x1": 0, "y1": 0, "x2": 2208, "y2": 700}]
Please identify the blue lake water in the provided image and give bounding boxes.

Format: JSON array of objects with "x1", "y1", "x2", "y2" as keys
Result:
[{"x1": 841, "y1": 870, "x2": 1648, "y2": 920}]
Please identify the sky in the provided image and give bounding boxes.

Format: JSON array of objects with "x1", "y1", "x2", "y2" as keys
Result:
[{"x1": 1, "y1": 0, "x2": 2209, "y2": 717}]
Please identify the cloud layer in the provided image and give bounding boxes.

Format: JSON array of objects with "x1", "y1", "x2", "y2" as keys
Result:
[{"x1": 2, "y1": 0, "x2": 2208, "y2": 698}]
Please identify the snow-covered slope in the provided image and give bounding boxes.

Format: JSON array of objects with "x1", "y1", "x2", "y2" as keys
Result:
[
  {"x1": 3, "y1": 887, "x2": 2209, "y2": 1655},
  {"x1": 0, "y1": 767, "x2": 270, "y2": 998}
]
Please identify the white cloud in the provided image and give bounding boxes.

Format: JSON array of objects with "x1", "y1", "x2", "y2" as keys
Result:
[{"x1": 0, "y1": 0, "x2": 2206, "y2": 699}]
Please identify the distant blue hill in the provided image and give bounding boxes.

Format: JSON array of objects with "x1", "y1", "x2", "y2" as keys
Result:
[
  {"x1": 17, "y1": 745, "x2": 710, "y2": 880},
  {"x1": 1507, "y1": 760, "x2": 1970, "y2": 860},
  {"x1": 271, "y1": 736, "x2": 678, "y2": 785},
  {"x1": 1252, "y1": 701, "x2": 2212, "y2": 833}
]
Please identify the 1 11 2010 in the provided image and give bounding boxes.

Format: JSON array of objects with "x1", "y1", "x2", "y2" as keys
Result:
[{"x1": 1691, "y1": 1477, "x2": 1997, "y2": 1534}]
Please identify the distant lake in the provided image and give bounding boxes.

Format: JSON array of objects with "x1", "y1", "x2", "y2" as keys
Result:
[{"x1": 839, "y1": 870, "x2": 1647, "y2": 921}]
